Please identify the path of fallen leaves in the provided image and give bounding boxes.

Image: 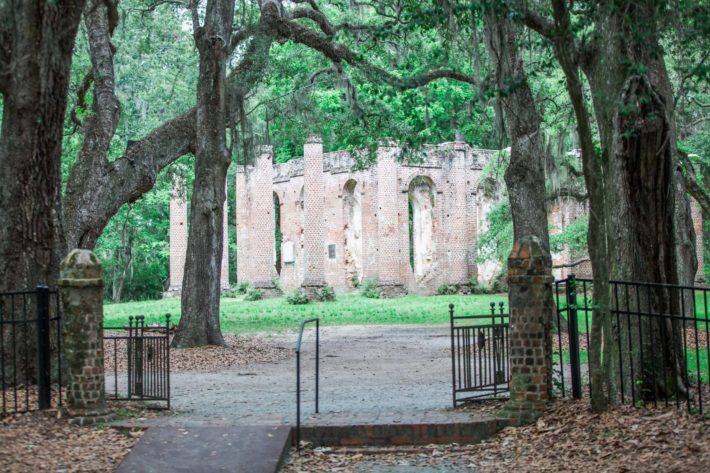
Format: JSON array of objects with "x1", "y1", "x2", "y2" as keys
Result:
[
  {"x1": 104, "y1": 334, "x2": 291, "y2": 373},
  {"x1": 0, "y1": 408, "x2": 142, "y2": 473},
  {"x1": 284, "y1": 400, "x2": 710, "y2": 473}
]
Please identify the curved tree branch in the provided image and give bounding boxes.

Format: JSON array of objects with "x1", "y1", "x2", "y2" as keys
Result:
[{"x1": 263, "y1": 2, "x2": 476, "y2": 90}]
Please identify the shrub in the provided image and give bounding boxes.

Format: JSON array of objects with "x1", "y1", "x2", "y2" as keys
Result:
[
  {"x1": 351, "y1": 275, "x2": 360, "y2": 288},
  {"x1": 244, "y1": 287, "x2": 263, "y2": 301},
  {"x1": 236, "y1": 282, "x2": 251, "y2": 294},
  {"x1": 271, "y1": 277, "x2": 282, "y2": 291},
  {"x1": 469, "y1": 277, "x2": 485, "y2": 294},
  {"x1": 317, "y1": 285, "x2": 336, "y2": 302},
  {"x1": 222, "y1": 285, "x2": 240, "y2": 298},
  {"x1": 286, "y1": 288, "x2": 309, "y2": 305},
  {"x1": 361, "y1": 278, "x2": 381, "y2": 299},
  {"x1": 436, "y1": 283, "x2": 460, "y2": 295}
]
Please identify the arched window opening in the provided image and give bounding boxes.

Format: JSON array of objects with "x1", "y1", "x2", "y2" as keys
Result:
[
  {"x1": 408, "y1": 176, "x2": 435, "y2": 282},
  {"x1": 274, "y1": 193, "x2": 282, "y2": 275},
  {"x1": 343, "y1": 179, "x2": 363, "y2": 287}
]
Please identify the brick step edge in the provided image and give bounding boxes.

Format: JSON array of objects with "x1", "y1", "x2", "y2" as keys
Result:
[{"x1": 297, "y1": 418, "x2": 510, "y2": 447}]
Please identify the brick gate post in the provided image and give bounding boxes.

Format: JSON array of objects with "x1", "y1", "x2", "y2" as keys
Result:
[
  {"x1": 59, "y1": 249, "x2": 112, "y2": 425},
  {"x1": 502, "y1": 236, "x2": 554, "y2": 424}
]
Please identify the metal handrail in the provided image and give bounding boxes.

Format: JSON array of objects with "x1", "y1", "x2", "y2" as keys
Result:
[{"x1": 295, "y1": 317, "x2": 319, "y2": 450}]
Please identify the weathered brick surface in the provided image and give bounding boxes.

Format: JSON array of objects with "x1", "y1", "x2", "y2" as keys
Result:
[
  {"x1": 232, "y1": 141, "x2": 493, "y2": 295},
  {"x1": 301, "y1": 136, "x2": 327, "y2": 295},
  {"x1": 59, "y1": 250, "x2": 111, "y2": 423},
  {"x1": 167, "y1": 175, "x2": 229, "y2": 296},
  {"x1": 167, "y1": 176, "x2": 188, "y2": 294},
  {"x1": 174, "y1": 141, "x2": 710, "y2": 296},
  {"x1": 500, "y1": 237, "x2": 554, "y2": 424},
  {"x1": 691, "y1": 198, "x2": 705, "y2": 283}
]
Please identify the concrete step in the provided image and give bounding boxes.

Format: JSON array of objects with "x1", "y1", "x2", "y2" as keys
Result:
[
  {"x1": 116, "y1": 425, "x2": 291, "y2": 473},
  {"x1": 298, "y1": 411, "x2": 508, "y2": 446}
]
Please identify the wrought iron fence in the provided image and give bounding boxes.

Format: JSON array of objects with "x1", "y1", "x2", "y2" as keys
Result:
[
  {"x1": 1, "y1": 286, "x2": 63, "y2": 415},
  {"x1": 555, "y1": 275, "x2": 710, "y2": 415},
  {"x1": 104, "y1": 315, "x2": 171, "y2": 409},
  {"x1": 450, "y1": 302, "x2": 509, "y2": 406}
]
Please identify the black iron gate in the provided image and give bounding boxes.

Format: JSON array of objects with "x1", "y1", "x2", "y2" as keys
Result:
[
  {"x1": 104, "y1": 315, "x2": 171, "y2": 408},
  {"x1": 1, "y1": 286, "x2": 63, "y2": 415},
  {"x1": 450, "y1": 302, "x2": 509, "y2": 406}
]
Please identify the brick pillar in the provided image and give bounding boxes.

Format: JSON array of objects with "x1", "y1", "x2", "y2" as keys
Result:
[
  {"x1": 376, "y1": 141, "x2": 406, "y2": 297},
  {"x1": 220, "y1": 181, "x2": 230, "y2": 289},
  {"x1": 501, "y1": 236, "x2": 554, "y2": 424},
  {"x1": 448, "y1": 141, "x2": 470, "y2": 287},
  {"x1": 236, "y1": 166, "x2": 250, "y2": 284},
  {"x1": 691, "y1": 198, "x2": 705, "y2": 284},
  {"x1": 59, "y1": 250, "x2": 113, "y2": 425},
  {"x1": 301, "y1": 136, "x2": 326, "y2": 298},
  {"x1": 166, "y1": 175, "x2": 187, "y2": 296},
  {"x1": 250, "y1": 145, "x2": 279, "y2": 296}
]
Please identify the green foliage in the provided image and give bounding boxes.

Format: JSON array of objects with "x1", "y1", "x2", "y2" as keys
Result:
[
  {"x1": 244, "y1": 287, "x2": 263, "y2": 301},
  {"x1": 286, "y1": 288, "x2": 309, "y2": 305},
  {"x1": 317, "y1": 285, "x2": 336, "y2": 302},
  {"x1": 476, "y1": 202, "x2": 514, "y2": 267},
  {"x1": 550, "y1": 215, "x2": 590, "y2": 256},
  {"x1": 236, "y1": 282, "x2": 251, "y2": 295},
  {"x1": 436, "y1": 283, "x2": 460, "y2": 295},
  {"x1": 360, "y1": 278, "x2": 382, "y2": 299},
  {"x1": 351, "y1": 275, "x2": 360, "y2": 288}
]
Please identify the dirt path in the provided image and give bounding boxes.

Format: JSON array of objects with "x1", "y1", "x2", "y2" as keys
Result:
[{"x1": 160, "y1": 325, "x2": 454, "y2": 423}]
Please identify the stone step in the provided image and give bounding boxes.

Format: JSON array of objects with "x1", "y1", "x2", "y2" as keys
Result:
[
  {"x1": 298, "y1": 412, "x2": 508, "y2": 447},
  {"x1": 116, "y1": 425, "x2": 291, "y2": 473}
]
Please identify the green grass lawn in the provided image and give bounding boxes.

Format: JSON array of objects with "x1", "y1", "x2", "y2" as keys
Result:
[{"x1": 103, "y1": 292, "x2": 508, "y2": 333}]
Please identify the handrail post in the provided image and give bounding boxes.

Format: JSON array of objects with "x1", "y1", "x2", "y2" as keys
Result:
[
  {"x1": 449, "y1": 304, "x2": 456, "y2": 408},
  {"x1": 294, "y1": 317, "x2": 320, "y2": 452},
  {"x1": 315, "y1": 319, "x2": 319, "y2": 414},
  {"x1": 296, "y1": 349, "x2": 301, "y2": 450}
]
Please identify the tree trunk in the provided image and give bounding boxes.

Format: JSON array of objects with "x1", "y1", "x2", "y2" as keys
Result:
[
  {"x1": 63, "y1": 19, "x2": 272, "y2": 252},
  {"x1": 0, "y1": 0, "x2": 85, "y2": 383},
  {"x1": 580, "y1": 1, "x2": 693, "y2": 402},
  {"x1": 484, "y1": 8, "x2": 549, "y2": 252},
  {"x1": 172, "y1": 0, "x2": 235, "y2": 348}
]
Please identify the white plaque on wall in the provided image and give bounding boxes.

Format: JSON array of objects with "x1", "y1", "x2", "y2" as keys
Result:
[{"x1": 282, "y1": 240, "x2": 295, "y2": 263}]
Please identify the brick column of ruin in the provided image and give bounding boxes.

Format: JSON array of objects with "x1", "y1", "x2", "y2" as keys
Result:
[
  {"x1": 236, "y1": 165, "x2": 250, "y2": 285},
  {"x1": 249, "y1": 145, "x2": 279, "y2": 296},
  {"x1": 301, "y1": 136, "x2": 326, "y2": 298},
  {"x1": 691, "y1": 198, "x2": 705, "y2": 283},
  {"x1": 501, "y1": 236, "x2": 554, "y2": 424},
  {"x1": 448, "y1": 140, "x2": 470, "y2": 287},
  {"x1": 376, "y1": 141, "x2": 406, "y2": 297},
  {"x1": 221, "y1": 181, "x2": 230, "y2": 289},
  {"x1": 167, "y1": 175, "x2": 188, "y2": 295}
]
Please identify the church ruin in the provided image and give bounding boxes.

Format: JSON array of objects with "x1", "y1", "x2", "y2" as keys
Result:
[{"x1": 165, "y1": 136, "x2": 705, "y2": 297}]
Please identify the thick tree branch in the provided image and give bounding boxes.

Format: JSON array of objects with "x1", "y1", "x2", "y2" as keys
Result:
[
  {"x1": 63, "y1": 24, "x2": 273, "y2": 250},
  {"x1": 263, "y1": 3, "x2": 475, "y2": 90},
  {"x1": 288, "y1": 8, "x2": 337, "y2": 36},
  {"x1": 516, "y1": 3, "x2": 555, "y2": 39}
]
